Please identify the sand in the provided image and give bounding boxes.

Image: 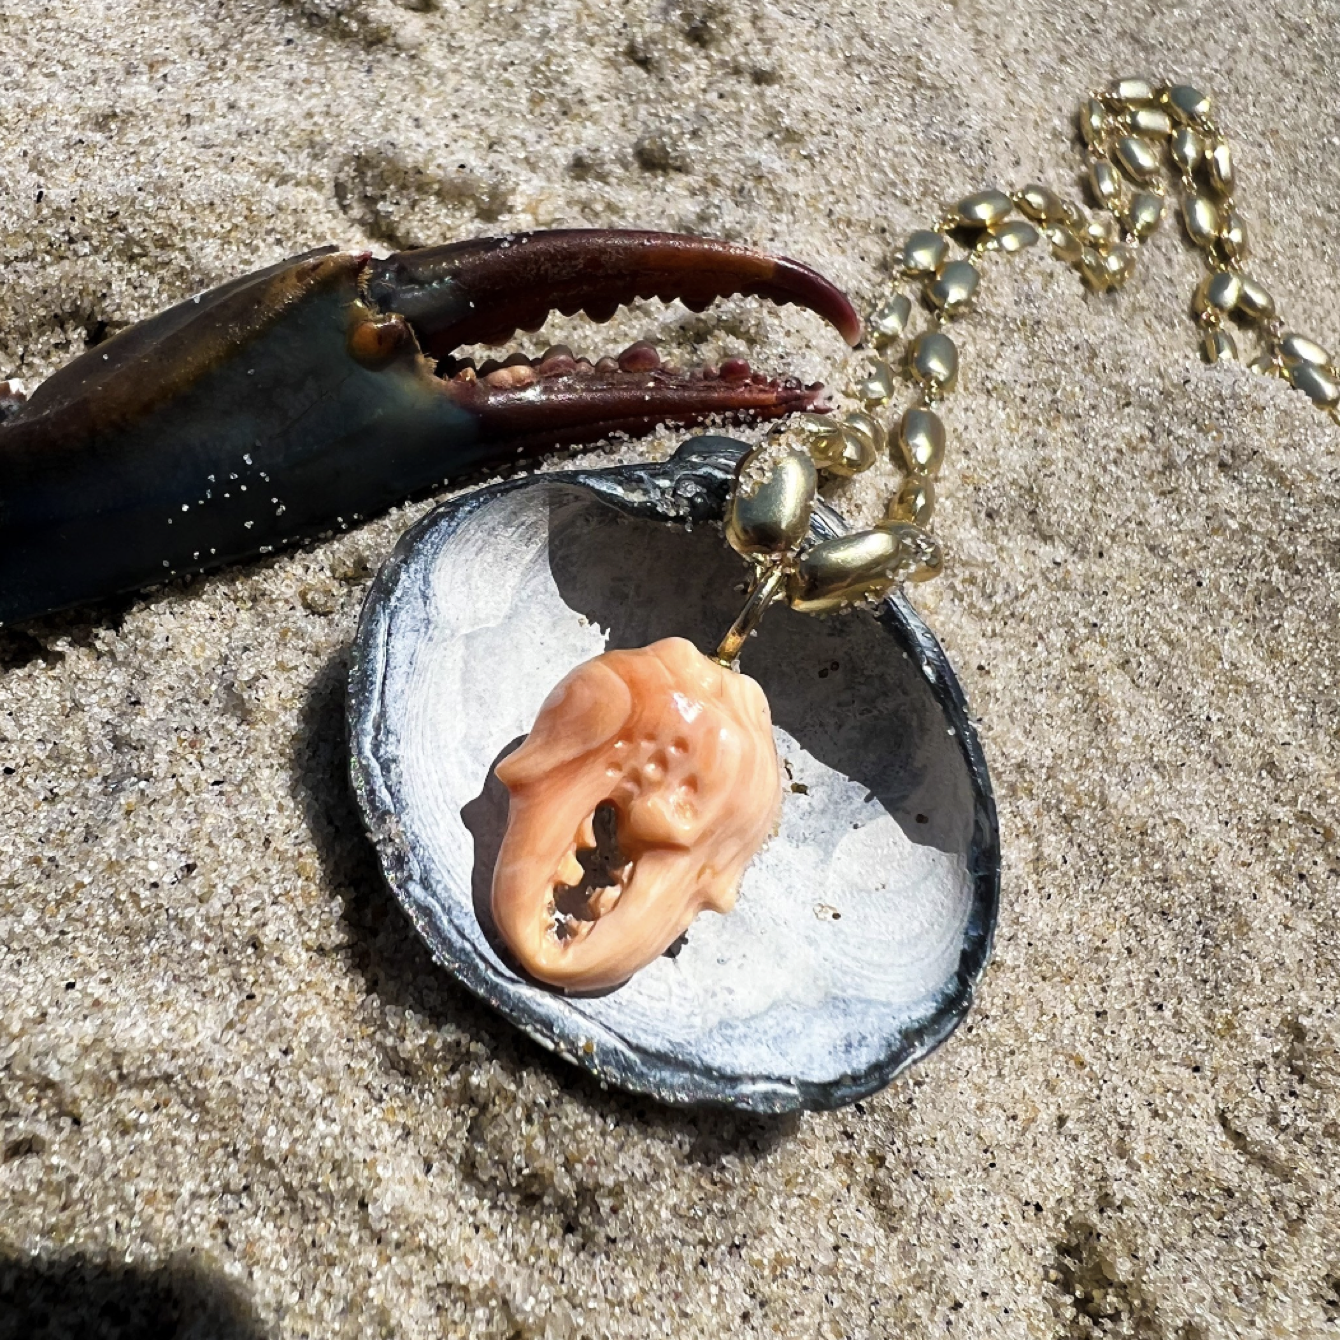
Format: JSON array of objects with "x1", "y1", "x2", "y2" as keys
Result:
[{"x1": 2, "y1": 0, "x2": 1339, "y2": 1335}]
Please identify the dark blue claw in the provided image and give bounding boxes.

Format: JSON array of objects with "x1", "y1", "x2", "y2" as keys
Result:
[{"x1": 0, "y1": 230, "x2": 860, "y2": 624}]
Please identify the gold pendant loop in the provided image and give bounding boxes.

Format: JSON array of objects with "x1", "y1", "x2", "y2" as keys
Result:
[{"x1": 715, "y1": 562, "x2": 787, "y2": 666}]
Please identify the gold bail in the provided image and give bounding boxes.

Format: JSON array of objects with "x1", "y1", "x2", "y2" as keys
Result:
[{"x1": 715, "y1": 564, "x2": 787, "y2": 666}]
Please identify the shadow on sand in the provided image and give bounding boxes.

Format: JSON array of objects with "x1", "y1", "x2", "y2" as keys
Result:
[{"x1": 0, "y1": 1251, "x2": 265, "y2": 1340}]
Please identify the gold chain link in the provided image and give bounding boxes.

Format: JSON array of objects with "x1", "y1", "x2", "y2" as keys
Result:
[{"x1": 719, "y1": 78, "x2": 1338, "y2": 653}]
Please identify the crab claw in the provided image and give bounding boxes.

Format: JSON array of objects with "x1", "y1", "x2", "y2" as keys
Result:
[
  {"x1": 363, "y1": 230, "x2": 861, "y2": 453},
  {"x1": 0, "y1": 230, "x2": 860, "y2": 624},
  {"x1": 372, "y1": 230, "x2": 862, "y2": 351}
]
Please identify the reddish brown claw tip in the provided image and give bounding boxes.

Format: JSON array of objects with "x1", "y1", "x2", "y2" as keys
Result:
[
  {"x1": 766, "y1": 256, "x2": 863, "y2": 347},
  {"x1": 720, "y1": 357, "x2": 751, "y2": 383},
  {"x1": 372, "y1": 229, "x2": 861, "y2": 355}
]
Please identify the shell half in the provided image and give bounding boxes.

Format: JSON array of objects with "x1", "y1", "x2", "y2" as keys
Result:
[{"x1": 347, "y1": 436, "x2": 1000, "y2": 1112}]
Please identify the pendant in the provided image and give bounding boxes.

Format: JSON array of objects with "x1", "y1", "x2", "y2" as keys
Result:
[
  {"x1": 348, "y1": 436, "x2": 999, "y2": 1111},
  {"x1": 492, "y1": 636, "x2": 782, "y2": 993}
]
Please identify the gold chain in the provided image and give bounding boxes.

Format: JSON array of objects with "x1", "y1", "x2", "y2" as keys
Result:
[{"x1": 717, "y1": 79, "x2": 1338, "y2": 658}]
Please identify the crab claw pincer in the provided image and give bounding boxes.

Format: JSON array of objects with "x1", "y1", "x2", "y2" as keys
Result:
[{"x1": 0, "y1": 230, "x2": 859, "y2": 624}]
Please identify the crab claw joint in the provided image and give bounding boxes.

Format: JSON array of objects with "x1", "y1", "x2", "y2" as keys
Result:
[{"x1": 0, "y1": 230, "x2": 860, "y2": 624}]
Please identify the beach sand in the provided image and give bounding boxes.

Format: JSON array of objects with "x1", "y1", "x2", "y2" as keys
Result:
[{"x1": 1, "y1": 0, "x2": 1339, "y2": 1335}]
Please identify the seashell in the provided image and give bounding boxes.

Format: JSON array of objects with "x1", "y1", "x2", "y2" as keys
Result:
[{"x1": 348, "y1": 436, "x2": 999, "y2": 1112}]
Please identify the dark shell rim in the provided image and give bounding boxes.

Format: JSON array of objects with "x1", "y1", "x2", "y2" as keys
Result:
[{"x1": 347, "y1": 436, "x2": 1001, "y2": 1113}]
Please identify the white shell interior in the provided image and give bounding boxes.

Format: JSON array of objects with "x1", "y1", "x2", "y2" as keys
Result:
[{"x1": 359, "y1": 482, "x2": 978, "y2": 1090}]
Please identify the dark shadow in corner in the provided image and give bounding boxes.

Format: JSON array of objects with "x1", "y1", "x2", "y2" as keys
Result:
[
  {"x1": 288, "y1": 646, "x2": 796, "y2": 1161},
  {"x1": 0, "y1": 1250, "x2": 264, "y2": 1340}
]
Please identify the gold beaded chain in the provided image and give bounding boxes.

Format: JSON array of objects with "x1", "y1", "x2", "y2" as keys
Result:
[{"x1": 715, "y1": 78, "x2": 1338, "y2": 663}]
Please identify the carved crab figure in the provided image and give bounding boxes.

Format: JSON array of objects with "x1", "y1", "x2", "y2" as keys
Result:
[
  {"x1": 0, "y1": 230, "x2": 859, "y2": 625},
  {"x1": 491, "y1": 637, "x2": 782, "y2": 992}
]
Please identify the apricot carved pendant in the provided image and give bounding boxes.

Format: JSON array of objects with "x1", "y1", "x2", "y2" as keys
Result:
[{"x1": 491, "y1": 637, "x2": 782, "y2": 991}]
